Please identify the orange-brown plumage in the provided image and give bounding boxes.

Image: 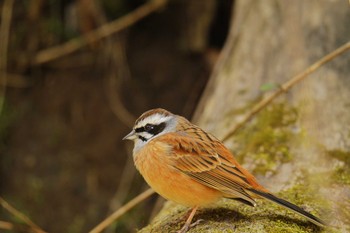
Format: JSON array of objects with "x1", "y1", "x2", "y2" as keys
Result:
[{"x1": 124, "y1": 108, "x2": 325, "y2": 232}]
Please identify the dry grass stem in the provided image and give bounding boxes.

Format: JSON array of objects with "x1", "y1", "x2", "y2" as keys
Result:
[
  {"x1": 0, "y1": 220, "x2": 34, "y2": 232},
  {"x1": 89, "y1": 188, "x2": 155, "y2": 233},
  {"x1": 0, "y1": 197, "x2": 47, "y2": 233},
  {"x1": 0, "y1": 221, "x2": 13, "y2": 230},
  {"x1": 221, "y1": 40, "x2": 350, "y2": 142},
  {"x1": 33, "y1": 0, "x2": 167, "y2": 65}
]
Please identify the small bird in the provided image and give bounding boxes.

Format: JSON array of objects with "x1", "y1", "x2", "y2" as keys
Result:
[{"x1": 123, "y1": 108, "x2": 325, "y2": 232}]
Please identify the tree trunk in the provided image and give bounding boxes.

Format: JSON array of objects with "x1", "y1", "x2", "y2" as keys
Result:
[{"x1": 139, "y1": 0, "x2": 350, "y2": 232}]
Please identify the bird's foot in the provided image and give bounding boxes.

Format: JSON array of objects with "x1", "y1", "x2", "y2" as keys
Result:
[{"x1": 177, "y1": 219, "x2": 203, "y2": 233}]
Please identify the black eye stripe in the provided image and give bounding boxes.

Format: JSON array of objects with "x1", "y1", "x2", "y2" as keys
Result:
[
  {"x1": 135, "y1": 127, "x2": 145, "y2": 133},
  {"x1": 135, "y1": 122, "x2": 166, "y2": 136},
  {"x1": 148, "y1": 122, "x2": 166, "y2": 135}
]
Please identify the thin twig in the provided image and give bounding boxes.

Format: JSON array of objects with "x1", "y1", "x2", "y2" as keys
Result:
[
  {"x1": 33, "y1": 0, "x2": 167, "y2": 65},
  {"x1": 221, "y1": 40, "x2": 350, "y2": 142},
  {"x1": 0, "y1": 221, "x2": 13, "y2": 231},
  {"x1": 0, "y1": 197, "x2": 47, "y2": 233},
  {"x1": 0, "y1": 220, "x2": 34, "y2": 232},
  {"x1": 0, "y1": 0, "x2": 14, "y2": 115},
  {"x1": 89, "y1": 188, "x2": 155, "y2": 233}
]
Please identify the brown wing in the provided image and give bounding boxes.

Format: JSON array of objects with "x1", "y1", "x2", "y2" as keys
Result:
[{"x1": 155, "y1": 130, "x2": 265, "y2": 206}]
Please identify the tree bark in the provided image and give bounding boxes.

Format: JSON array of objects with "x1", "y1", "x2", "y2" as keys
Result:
[{"x1": 139, "y1": 0, "x2": 350, "y2": 232}]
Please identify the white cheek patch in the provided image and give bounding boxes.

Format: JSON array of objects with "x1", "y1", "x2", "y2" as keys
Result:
[{"x1": 138, "y1": 132, "x2": 152, "y2": 141}]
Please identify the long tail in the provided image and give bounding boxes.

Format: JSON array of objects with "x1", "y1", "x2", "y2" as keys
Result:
[{"x1": 247, "y1": 188, "x2": 325, "y2": 227}]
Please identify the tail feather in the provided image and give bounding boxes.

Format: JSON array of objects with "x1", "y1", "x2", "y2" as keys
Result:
[{"x1": 248, "y1": 188, "x2": 325, "y2": 227}]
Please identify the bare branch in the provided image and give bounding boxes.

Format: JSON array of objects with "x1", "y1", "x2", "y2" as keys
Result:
[
  {"x1": 89, "y1": 188, "x2": 155, "y2": 233},
  {"x1": 33, "y1": 0, "x2": 168, "y2": 65}
]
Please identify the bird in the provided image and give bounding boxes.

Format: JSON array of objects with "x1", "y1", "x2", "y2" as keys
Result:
[{"x1": 123, "y1": 108, "x2": 325, "y2": 232}]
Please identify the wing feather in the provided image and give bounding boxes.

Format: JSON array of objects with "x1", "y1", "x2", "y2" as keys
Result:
[{"x1": 155, "y1": 131, "x2": 260, "y2": 205}]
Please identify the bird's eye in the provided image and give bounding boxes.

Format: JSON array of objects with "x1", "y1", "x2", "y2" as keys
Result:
[
  {"x1": 144, "y1": 124, "x2": 154, "y2": 132},
  {"x1": 134, "y1": 123, "x2": 165, "y2": 136}
]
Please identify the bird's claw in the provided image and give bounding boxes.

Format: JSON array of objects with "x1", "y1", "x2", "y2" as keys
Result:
[{"x1": 177, "y1": 219, "x2": 203, "y2": 233}]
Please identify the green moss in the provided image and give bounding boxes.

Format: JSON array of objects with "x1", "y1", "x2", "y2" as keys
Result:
[
  {"x1": 328, "y1": 149, "x2": 350, "y2": 164},
  {"x1": 260, "y1": 83, "x2": 278, "y2": 92},
  {"x1": 234, "y1": 103, "x2": 297, "y2": 175},
  {"x1": 279, "y1": 182, "x2": 328, "y2": 213},
  {"x1": 327, "y1": 150, "x2": 350, "y2": 185},
  {"x1": 332, "y1": 167, "x2": 350, "y2": 185}
]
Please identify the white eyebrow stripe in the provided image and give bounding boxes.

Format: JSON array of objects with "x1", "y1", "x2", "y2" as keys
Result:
[{"x1": 135, "y1": 114, "x2": 172, "y2": 129}]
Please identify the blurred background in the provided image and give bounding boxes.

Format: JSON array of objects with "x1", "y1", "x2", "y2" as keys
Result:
[{"x1": 0, "y1": 0, "x2": 232, "y2": 232}]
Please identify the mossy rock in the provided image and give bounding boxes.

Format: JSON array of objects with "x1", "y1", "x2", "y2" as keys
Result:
[{"x1": 138, "y1": 197, "x2": 327, "y2": 233}]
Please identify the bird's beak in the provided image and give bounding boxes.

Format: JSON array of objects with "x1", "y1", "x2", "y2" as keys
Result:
[{"x1": 123, "y1": 130, "x2": 136, "y2": 140}]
